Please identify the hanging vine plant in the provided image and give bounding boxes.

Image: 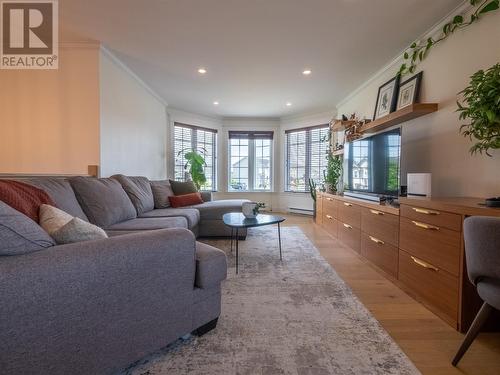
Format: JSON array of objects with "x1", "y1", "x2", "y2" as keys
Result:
[{"x1": 398, "y1": 0, "x2": 499, "y2": 76}]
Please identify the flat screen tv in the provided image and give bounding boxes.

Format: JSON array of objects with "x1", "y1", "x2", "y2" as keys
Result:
[{"x1": 343, "y1": 128, "x2": 401, "y2": 200}]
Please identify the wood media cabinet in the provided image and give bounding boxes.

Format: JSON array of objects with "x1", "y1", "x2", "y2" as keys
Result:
[{"x1": 316, "y1": 192, "x2": 500, "y2": 332}]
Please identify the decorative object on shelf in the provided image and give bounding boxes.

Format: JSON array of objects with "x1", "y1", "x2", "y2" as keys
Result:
[
  {"x1": 374, "y1": 75, "x2": 400, "y2": 120},
  {"x1": 399, "y1": 0, "x2": 499, "y2": 76},
  {"x1": 344, "y1": 121, "x2": 363, "y2": 142},
  {"x1": 342, "y1": 114, "x2": 348, "y2": 121},
  {"x1": 177, "y1": 147, "x2": 207, "y2": 190},
  {"x1": 485, "y1": 197, "x2": 500, "y2": 207},
  {"x1": 457, "y1": 63, "x2": 500, "y2": 156},
  {"x1": 397, "y1": 71, "x2": 423, "y2": 110},
  {"x1": 323, "y1": 154, "x2": 342, "y2": 194}
]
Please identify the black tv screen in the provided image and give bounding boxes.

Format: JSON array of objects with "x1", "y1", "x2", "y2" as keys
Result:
[{"x1": 343, "y1": 128, "x2": 401, "y2": 197}]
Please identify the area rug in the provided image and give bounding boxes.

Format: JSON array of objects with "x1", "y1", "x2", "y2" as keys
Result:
[{"x1": 123, "y1": 226, "x2": 420, "y2": 375}]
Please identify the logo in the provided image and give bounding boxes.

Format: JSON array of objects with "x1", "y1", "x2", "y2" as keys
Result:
[{"x1": 1, "y1": 0, "x2": 58, "y2": 69}]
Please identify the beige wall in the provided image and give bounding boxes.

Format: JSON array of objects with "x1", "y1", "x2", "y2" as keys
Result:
[
  {"x1": 0, "y1": 45, "x2": 100, "y2": 175},
  {"x1": 99, "y1": 49, "x2": 168, "y2": 179},
  {"x1": 337, "y1": 10, "x2": 500, "y2": 197}
]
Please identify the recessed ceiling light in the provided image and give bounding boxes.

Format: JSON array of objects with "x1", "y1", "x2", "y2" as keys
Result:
[
  {"x1": 302, "y1": 69, "x2": 312, "y2": 75},
  {"x1": 286, "y1": 102, "x2": 292, "y2": 107},
  {"x1": 198, "y1": 68, "x2": 207, "y2": 74},
  {"x1": 213, "y1": 101, "x2": 219, "y2": 106}
]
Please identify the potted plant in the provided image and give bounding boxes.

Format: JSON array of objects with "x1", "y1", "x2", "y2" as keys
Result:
[
  {"x1": 457, "y1": 63, "x2": 500, "y2": 156},
  {"x1": 323, "y1": 154, "x2": 342, "y2": 194},
  {"x1": 308, "y1": 178, "x2": 317, "y2": 218},
  {"x1": 178, "y1": 147, "x2": 208, "y2": 190}
]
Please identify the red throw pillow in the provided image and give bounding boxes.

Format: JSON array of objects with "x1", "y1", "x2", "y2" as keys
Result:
[
  {"x1": 168, "y1": 192, "x2": 203, "y2": 208},
  {"x1": 0, "y1": 180, "x2": 56, "y2": 222}
]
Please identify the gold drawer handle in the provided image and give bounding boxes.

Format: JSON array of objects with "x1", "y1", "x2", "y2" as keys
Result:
[
  {"x1": 370, "y1": 209, "x2": 384, "y2": 216},
  {"x1": 411, "y1": 256, "x2": 439, "y2": 272},
  {"x1": 326, "y1": 215, "x2": 333, "y2": 220},
  {"x1": 343, "y1": 223, "x2": 353, "y2": 229},
  {"x1": 369, "y1": 236, "x2": 385, "y2": 245},
  {"x1": 413, "y1": 207, "x2": 440, "y2": 215},
  {"x1": 343, "y1": 202, "x2": 352, "y2": 207},
  {"x1": 412, "y1": 221, "x2": 440, "y2": 230}
]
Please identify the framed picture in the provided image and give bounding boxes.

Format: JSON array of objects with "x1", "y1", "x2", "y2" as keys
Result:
[
  {"x1": 396, "y1": 71, "x2": 423, "y2": 110},
  {"x1": 373, "y1": 75, "x2": 400, "y2": 120}
]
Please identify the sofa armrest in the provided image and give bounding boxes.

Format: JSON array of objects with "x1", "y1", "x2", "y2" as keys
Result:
[
  {"x1": 195, "y1": 242, "x2": 227, "y2": 288},
  {"x1": 0, "y1": 228, "x2": 197, "y2": 374},
  {"x1": 200, "y1": 191, "x2": 212, "y2": 202}
]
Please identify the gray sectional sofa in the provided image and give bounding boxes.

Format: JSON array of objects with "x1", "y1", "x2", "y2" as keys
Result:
[{"x1": 0, "y1": 175, "x2": 249, "y2": 375}]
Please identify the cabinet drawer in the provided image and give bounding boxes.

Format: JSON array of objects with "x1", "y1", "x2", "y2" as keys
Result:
[
  {"x1": 399, "y1": 217, "x2": 461, "y2": 276},
  {"x1": 322, "y1": 196, "x2": 338, "y2": 219},
  {"x1": 323, "y1": 214, "x2": 338, "y2": 238},
  {"x1": 399, "y1": 250, "x2": 459, "y2": 326},
  {"x1": 361, "y1": 207, "x2": 399, "y2": 246},
  {"x1": 338, "y1": 221, "x2": 360, "y2": 253},
  {"x1": 400, "y1": 204, "x2": 462, "y2": 231},
  {"x1": 361, "y1": 233, "x2": 398, "y2": 277},
  {"x1": 338, "y1": 201, "x2": 361, "y2": 228}
]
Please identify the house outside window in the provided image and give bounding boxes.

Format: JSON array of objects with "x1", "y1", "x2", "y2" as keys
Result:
[
  {"x1": 173, "y1": 122, "x2": 217, "y2": 191},
  {"x1": 228, "y1": 131, "x2": 273, "y2": 192},
  {"x1": 285, "y1": 124, "x2": 329, "y2": 192}
]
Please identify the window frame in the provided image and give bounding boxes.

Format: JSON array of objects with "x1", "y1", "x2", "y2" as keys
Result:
[
  {"x1": 173, "y1": 122, "x2": 218, "y2": 192},
  {"x1": 284, "y1": 124, "x2": 329, "y2": 193},
  {"x1": 227, "y1": 131, "x2": 274, "y2": 192}
]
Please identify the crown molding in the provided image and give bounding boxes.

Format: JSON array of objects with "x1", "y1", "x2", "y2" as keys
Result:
[
  {"x1": 336, "y1": 0, "x2": 474, "y2": 109},
  {"x1": 100, "y1": 45, "x2": 168, "y2": 107}
]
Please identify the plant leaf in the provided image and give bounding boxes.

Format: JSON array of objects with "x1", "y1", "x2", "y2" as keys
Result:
[
  {"x1": 480, "y1": 0, "x2": 500, "y2": 14},
  {"x1": 453, "y1": 15, "x2": 463, "y2": 24}
]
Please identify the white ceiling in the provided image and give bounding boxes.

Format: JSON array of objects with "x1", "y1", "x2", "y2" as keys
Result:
[{"x1": 60, "y1": 0, "x2": 463, "y2": 118}]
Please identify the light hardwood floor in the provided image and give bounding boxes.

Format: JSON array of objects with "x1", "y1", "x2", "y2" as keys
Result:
[{"x1": 279, "y1": 213, "x2": 500, "y2": 375}]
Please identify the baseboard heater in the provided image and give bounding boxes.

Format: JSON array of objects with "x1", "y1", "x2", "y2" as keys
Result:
[{"x1": 288, "y1": 207, "x2": 314, "y2": 216}]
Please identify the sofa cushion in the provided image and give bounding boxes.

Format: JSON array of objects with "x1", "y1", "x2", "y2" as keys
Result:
[
  {"x1": 169, "y1": 192, "x2": 203, "y2": 208},
  {"x1": 150, "y1": 180, "x2": 174, "y2": 209},
  {"x1": 0, "y1": 201, "x2": 55, "y2": 255},
  {"x1": 139, "y1": 208, "x2": 200, "y2": 229},
  {"x1": 112, "y1": 175, "x2": 154, "y2": 214},
  {"x1": 195, "y1": 242, "x2": 227, "y2": 288},
  {"x1": 105, "y1": 217, "x2": 188, "y2": 232},
  {"x1": 169, "y1": 179, "x2": 198, "y2": 195},
  {"x1": 69, "y1": 177, "x2": 137, "y2": 228},
  {"x1": 0, "y1": 180, "x2": 56, "y2": 223},
  {"x1": 24, "y1": 178, "x2": 89, "y2": 221},
  {"x1": 52, "y1": 217, "x2": 108, "y2": 244},
  {"x1": 190, "y1": 199, "x2": 250, "y2": 220}
]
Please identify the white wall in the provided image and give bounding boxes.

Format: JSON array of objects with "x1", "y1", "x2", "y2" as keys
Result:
[
  {"x1": 337, "y1": 8, "x2": 500, "y2": 197},
  {"x1": 0, "y1": 44, "x2": 100, "y2": 175},
  {"x1": 99, "y1": 48, "x2": 168, "y2": 179}
]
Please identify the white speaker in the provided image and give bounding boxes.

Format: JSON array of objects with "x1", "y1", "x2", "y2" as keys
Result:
[{"x1": 407, "y1": 173, "x2": 432, "y2": 197}]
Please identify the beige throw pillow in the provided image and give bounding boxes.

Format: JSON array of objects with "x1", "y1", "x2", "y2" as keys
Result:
[
  {"x1": 39, "y1": 204, "x2": 108, "y2": 244},
  {"x1": 52, "y1": 217, "x2": 107, "y2": 244},
  {"x1": 39, "y1": 204, "x2": 73, "y2": 235}
]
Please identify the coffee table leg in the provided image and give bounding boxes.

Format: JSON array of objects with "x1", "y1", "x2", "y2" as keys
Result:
[
  {"x1": 278, "y1": 222, "x2": 282, "y2": 261},
  {"x1": 236, "y1": 228, "x2": 239, "y2": 274},
  {"x1": 230, "y1": 227, "x2": 233, "y2": 253}
]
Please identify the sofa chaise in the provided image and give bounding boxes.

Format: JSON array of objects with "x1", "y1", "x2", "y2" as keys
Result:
[{"x1": 0, "y1": 175, "x2": 249, "y2": 375}]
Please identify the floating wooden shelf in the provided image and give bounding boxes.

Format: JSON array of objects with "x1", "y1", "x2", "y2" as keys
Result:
[
  {"x1": 331, "y1": 120, "x2": 356, "y2": 132},
  {"x1": 332, "y1": 149, "x2": 344, "y2": 156},
  {"x1": 359, "y1": 103, "x2": 439, "y2": 133}
]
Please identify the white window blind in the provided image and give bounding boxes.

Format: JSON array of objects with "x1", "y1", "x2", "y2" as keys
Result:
[
  {"x1": 228, "y1": 131, "x2": 273, "y2": 192},
  {"x1": 174, "y1": 122, "x2": 217, "y2": 191},
  {"x1": 285, "y1": 124, "x2": 329, "y2": 192}
]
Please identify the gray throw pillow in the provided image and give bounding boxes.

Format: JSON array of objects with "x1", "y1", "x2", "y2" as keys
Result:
[
  {"x1": 51, "y1": 217, "x2": 108, "y2": 244},
  {"x1": 111, "y1": 175, "x2": 154, "y2": 214},
  {"x1": 169, "y1": 179, "x2": 198, "y2": 195},
  {"x1": 150, "y1": 180, "x2": 174, "y2": 208},
  {"x1": 0, "y1": 201, "x2": 55, "y2": 256},
  {"x1": 69, "y1": 177, "x2": 137, "y2": 228}
]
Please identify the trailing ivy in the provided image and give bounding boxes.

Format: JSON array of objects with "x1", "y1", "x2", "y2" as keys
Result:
[{"x1": 399, "y1": 0, "x2": 499, "y2": 76}]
